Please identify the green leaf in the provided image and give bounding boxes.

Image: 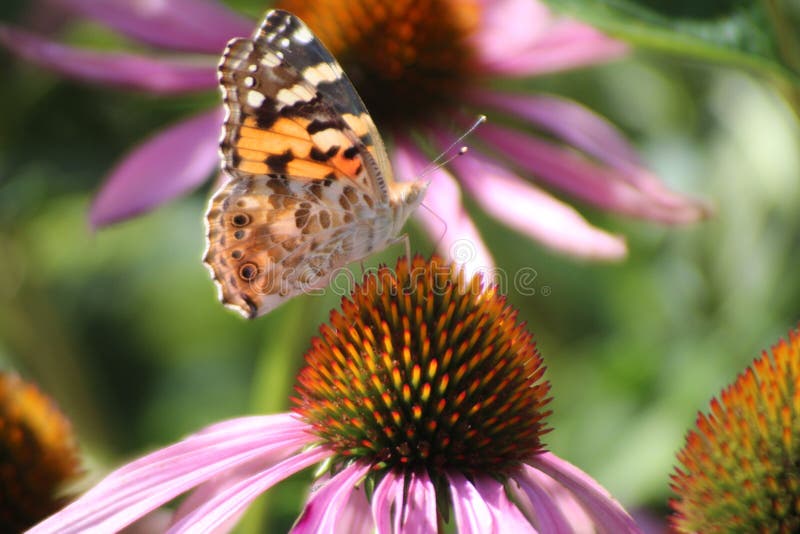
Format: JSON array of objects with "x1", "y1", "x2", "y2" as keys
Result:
[{"x1": 544, "y1": 0, "x2": 800, "y2": 88}]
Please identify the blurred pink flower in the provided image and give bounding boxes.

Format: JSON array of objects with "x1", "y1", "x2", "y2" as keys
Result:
[
  {"x1": 0, "y1": 0, "x2": 708, "y2": 272},
  {"x1": 30, "y1": 257, "x2": 640, "y2": 533}
]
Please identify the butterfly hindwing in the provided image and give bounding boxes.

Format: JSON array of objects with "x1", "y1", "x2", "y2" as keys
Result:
[{"x1": 204, "y1": 174, "x2": 389, "y2": 318}]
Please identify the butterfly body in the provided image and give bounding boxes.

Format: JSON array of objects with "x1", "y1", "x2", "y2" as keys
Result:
[{"x1": 203, "y1": 10, "x2": 428, "y2": 318}]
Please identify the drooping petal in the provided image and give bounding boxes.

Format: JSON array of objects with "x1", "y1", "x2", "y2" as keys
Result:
[
  {"x1": 474, "y1": 0, "x2": 626, "y2": 76},
  {"x1": 290, "y1": 462, "x2": 372, "y2": 534},
  {"x1": 471, "y1": 476, "x2": 537, "y2": 533},
  {"x1": 169, "y1": 447, "x2": 331, "y2": 533},
  {"x1": 442, "y1": 139, "x2": 627, "y2": 260},
  {"x1": 55, "y1": 0, "x2": 252, "y2": 54},
  {"x1": 470, "y1": 91, "x2": 641, "y2": 171},
  {"x1": 29, "y1": 414, "x2": 313, "y2": 534},
  {"x1": 477, "y1": 122, "x2": 708, "y2": 224},
  {"x1": 526, "y1": 453, "x2": 642, "y2": 534},
  {"x1": 447, "y1": 472, "x2": 494, "y2": 533},
  {"x1": 508, "y1": 467, "x2": 580, "y2": 533},
  {"x1": 0, "y1": 25, "x2": 217, "y2": 92},
  {"x1": 471, "y1": 91, "x2": 711, "y2": 218},
  {"x1": 400, "y1": 471, "x2": 438, "y2": 534},
  {"x1": 391, "y1": 140, "x2": 494, "y2": 279},
  {"x1": 90, "y1": 108, "x2": 223, "y2": 228}
]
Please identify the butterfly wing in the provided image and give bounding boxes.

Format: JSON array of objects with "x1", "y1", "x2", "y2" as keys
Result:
[{"x1": 204, "y1": 9, "x2": 396, "y2": 318}]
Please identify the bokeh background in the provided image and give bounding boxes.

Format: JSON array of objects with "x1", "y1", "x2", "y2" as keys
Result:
[{"x1": 1, "y1": 0, "x2": 799, "y2": 530}]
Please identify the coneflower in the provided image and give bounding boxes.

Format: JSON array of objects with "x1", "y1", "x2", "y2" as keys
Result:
[
  {"x1": 30, "y1": 257, "x2": 639, "y2": 533},
  {"x1": 671, "y1": 324, "x2": 800, "y2": 533}
]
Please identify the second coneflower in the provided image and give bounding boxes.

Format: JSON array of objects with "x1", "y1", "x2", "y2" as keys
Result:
[
  {"x1": 29, "y1": 257, "x2": 640, "y2": 533},
  {"x1": 670, "y1": 325, "x2": 800, "y2": 533},
  {"x1": 0, "y1": 372, "x2": 81, "y2": 532},
  {"x1": 1, "y1": 0, "x2": 707, "y2": 268}
]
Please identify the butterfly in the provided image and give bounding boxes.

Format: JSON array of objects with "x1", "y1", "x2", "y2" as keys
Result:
[{"x1": 203, "y1": 9, "x2": 429, "y2": 319}]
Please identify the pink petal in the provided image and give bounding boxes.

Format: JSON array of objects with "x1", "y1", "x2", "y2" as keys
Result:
[
  {"x1": 471, "y1": 0, "x2": 552, "y2": 66},
  {"x1": 29, "y1": 414, "x2": 312, "y2": 534},
  {"x1": 401, "y1": 471, "x2": 438, "y2": 534},
  {"x1": 527, "y1": 452, "x2": 642, "y2": 533},
  {"x1": 477, "y1": 123, "x2": 709, "y2": 224},
  {"x1": 56, "y1": 0, "x2": 252, "y2": 54},
  {"x1": 90, "y1": 108, "x2": 222, "y2": 228},
  {"x1": 0, "y1": 25, "x2": 217, "y2": 92},
  {"x1": 445, "y1": 142, "x2": 627, "y2": 260},
  {"x1": 392, "y1": 141, "x2": 494, "y2": 279},
  {"x1": 290, "y1": 463, "x2": 372, "y2": 534},
  {"x1": 334, "y1": 485, "x2": 373, "y2": 534},
  {"x1": 371, "y1": 471, "x2": 405, "y2": 534},
  {"x1": 474, "y1": 1, "x2": 626, "y2": 76},
  {"x1": 169, "y1": 447, "x2": 331, "y2": 533}
]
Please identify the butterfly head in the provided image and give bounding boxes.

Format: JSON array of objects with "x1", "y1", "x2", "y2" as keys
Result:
[{"x1": 389, "y1": 180, "x2": 430, "y2": 235}]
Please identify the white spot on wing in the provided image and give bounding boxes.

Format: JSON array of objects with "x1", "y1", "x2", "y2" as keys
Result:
[
  {"x1": 260, "y1": 53, "x2": 281, "y2": 68},
  {"x1": 302, "y1": 64, "x2": 341, "y2": 86},
  {"x1": 247, "y1": 90, "x2": 265, "y2": 107},
  {"x1": 293, "y1": 25, "x2": 314, "y2": 44},
  {"x1": 276, "y1": 85, "x2": 315, "y2": 106}
]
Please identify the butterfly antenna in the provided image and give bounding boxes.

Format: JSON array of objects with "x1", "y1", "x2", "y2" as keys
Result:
[{"x1": 418, "y1": 114, "x2": 487, "y2": 180}]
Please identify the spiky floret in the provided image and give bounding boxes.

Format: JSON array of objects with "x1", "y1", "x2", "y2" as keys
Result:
[
  {"x1": 671, "y1": 325, "x2": 800, "y2": 533},
  {"x1": 274, "y1": 0, "x2": 478, "y2": 129},
  {"x1": 0, "y1": 373, "x2": 81, "y2": 531},
  {"x1": 293, "y1": 256, "x2": 551, "y2": 480}
]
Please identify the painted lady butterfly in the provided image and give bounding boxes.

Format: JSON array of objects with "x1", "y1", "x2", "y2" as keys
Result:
[{"x1": 204, "y1": 9, "x2": 428, "y2": 319}]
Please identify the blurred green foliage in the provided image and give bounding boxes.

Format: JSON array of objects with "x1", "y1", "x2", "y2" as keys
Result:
[{"x1": 1, "y1": 0, "x2": 799, "y2": 531}]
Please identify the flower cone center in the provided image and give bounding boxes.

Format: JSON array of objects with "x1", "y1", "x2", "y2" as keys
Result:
[{"x1": 293, "y1": 257, "x2": 551, "y2": 478}]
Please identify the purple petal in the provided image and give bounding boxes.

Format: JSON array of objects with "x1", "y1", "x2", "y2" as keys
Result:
[
  {"x1": 401, "y1": 471, "x2": 438, "y2": 534},
  {"x1": 477, "y1": 123, "x2": 709, "y2": 223},
  {"x1": 527, "y1": 452, "x2": 642, "y2": 533},
  {"x1": 391, "y1": 141, "x2": 494, "y2": 278},
  {"x1": 90, "y1": 108, "x2": 222, "y2": 228},
  {"x1": 56, "y1": 0, "x2": 252, "y2": 54},
  {"x1": 443, "y1": 141, "x2": 627, "y2": 260},
  {"x1": 0, "y1": 25, "x2": 217, "y2": 92},
  {"x1": 29, "y1": 414, "x2": 312, "y2": 534},
  {"x1": 474, "y1": 0, "x2": 626, "y2": 76},
  {"x1": 169, "y1": 447, "x2": 331, "y2": 533},
  {"x1": 290, "y1": 463, "x2": 372, "y2": 534}
]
